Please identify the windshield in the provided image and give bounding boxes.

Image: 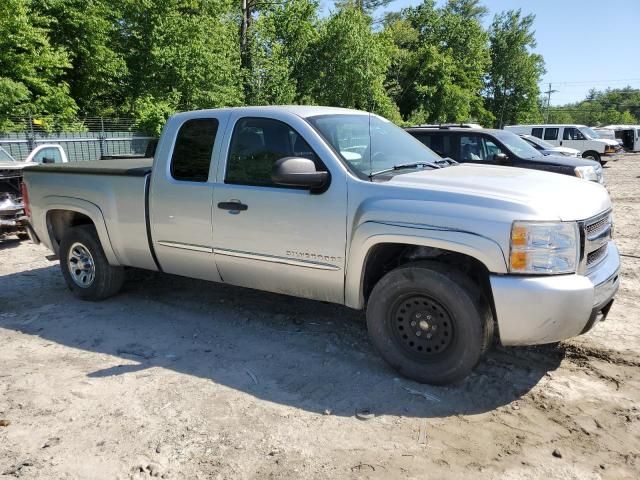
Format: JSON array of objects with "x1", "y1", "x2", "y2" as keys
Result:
[
  {"x1": 307, "y1": 114, "x2": 442, "y2": 177},
  {"x1": 580, "y1": 127, "x2": 600, "y2": 139},
  {"x1": 523, "y1": 135, "x2": 554, "y2": 149},
  {"x1": 0, "y1": 147, "x2": 16, "y2": 163},
  {"x1": 494, "y1": 131, "x2": 543, "y2": 159}
]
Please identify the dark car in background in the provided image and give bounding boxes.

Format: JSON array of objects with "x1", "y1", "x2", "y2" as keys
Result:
[{"x1": 406, "y1": 126, "x2": 604, "y2": 184}]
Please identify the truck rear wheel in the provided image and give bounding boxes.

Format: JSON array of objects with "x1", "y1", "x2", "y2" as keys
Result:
[
  {"x1": 60, "y1": 225, "x2": 125, "y2": 301},
  {"x1": 366, "y1": 261, "x2": 493, "y2": 385}
]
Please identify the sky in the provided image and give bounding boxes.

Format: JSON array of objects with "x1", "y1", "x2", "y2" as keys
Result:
[{"x1": 321, "y1": 0, "x2": 640, "y2": 105}]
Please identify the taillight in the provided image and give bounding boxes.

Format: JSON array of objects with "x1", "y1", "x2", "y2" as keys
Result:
[{"x1": 21, "y1": 181, "x2": 31, "y2": 217}]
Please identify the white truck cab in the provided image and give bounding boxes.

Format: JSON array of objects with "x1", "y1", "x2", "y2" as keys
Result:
[
  {"x1": 25, "y1": 144, "x2": 68, "y2": 164},
  {"x1": 505, "y1": 124, "x2": 620, "y2": 165}
]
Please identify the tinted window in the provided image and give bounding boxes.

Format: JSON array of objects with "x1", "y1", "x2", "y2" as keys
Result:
[
  {"x1": 226, "y1": 117, "x2": 319, "y2": 186},
  {"x1": 531, "y1": 128, "x2": 543, "y2": 138},
  {"x1": 563, "y1": 127, "x2": 585, "y2": 140},
  {"x1": 544, "y1": 128, "x2": 559, "y2": 140},
  {"x1": 413, "y1": 133, "x2": 454, "y2": 158},
  {"x1": 171, "y1": 119, "x2": 218, "y2": 182}
]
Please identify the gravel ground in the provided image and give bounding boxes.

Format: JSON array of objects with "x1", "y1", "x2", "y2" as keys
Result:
[{"x1": 1, "y1": 155, "x2": 639, "y2": 479}]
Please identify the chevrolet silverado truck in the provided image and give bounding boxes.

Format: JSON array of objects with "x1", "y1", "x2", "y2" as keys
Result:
[{"x1": 22, "y1": 107, "x2": 620, "y2": 384}]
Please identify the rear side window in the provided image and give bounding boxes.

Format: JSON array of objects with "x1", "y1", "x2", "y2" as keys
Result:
[
  {"x1": 226, "y1": 117, "x2": 320, "y2": 187},
  {"x1": 531, "y1": 128, "x2": 543, "y2": 138},
  {"x1": 171, "y1": 119, "x2": 219, "y2": 182},
  {"x1": 544, "y1": 128, "x2": 559, "y2": 140},
  {"x1": 413, "y1": 133, "x2": 453, "y2": 158}
]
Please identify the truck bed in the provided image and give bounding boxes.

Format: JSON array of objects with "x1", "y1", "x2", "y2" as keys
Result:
[{"x1": 24, "y1": 158, "x2": 153, "y2": 176}]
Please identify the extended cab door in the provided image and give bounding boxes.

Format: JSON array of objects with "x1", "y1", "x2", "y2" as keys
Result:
[
  {"x1": 149, "y1": 111, "x2": 230, "y2": 281},
  {"x1": 211, "y1": 112, "x2": 348, "y2": 303}
]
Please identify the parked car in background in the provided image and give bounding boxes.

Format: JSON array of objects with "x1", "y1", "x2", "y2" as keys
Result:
[
  {"x1": 22, "y1": 106, "x2": 619, "y2": 385},
  {"x1": 518, "y1": 134, "x2": 581, "y2": 157},
  {"x1": 26, "y1": 144, "x2": 68, "y2": 164},
  {"x1": 0, "y1": 147, "x2": 33, "y2": 239},
  {"x1": 406, "y1": 126, "x2": 603, "y2": 183},
  {"x1": 504, "y1": 124, "x2": 621, "y2": 165},
  {"x1": 601, "y1": 125, "x2": 640, "y2": 152}
]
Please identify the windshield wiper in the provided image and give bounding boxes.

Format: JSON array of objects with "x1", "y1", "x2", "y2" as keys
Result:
[{"x1": 369, "y1": 161, "x2": 442, "y2": 178}]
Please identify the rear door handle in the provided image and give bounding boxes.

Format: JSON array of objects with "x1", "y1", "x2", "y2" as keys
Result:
[{"x1": 217, "y1": 200, "x2": 248, "y2": 213}]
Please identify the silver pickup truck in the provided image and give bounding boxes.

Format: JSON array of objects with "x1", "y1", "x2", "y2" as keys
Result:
[{"x1": 22, "y1": 106, "x2": 620, "y2": 384}]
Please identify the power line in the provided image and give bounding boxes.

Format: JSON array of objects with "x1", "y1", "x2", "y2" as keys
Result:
[{"x1": 540, "y1": 78, "x2": 640, "y2": 86}]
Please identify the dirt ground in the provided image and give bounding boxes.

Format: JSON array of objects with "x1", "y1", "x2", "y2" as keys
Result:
[{"x1": 1, "y1": 155, "x2": 639, "y2": 480}]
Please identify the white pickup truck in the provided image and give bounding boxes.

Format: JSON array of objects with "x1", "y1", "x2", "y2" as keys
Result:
[{"x1": 22, "y1": 107, "x2": 620, "y2": 384}]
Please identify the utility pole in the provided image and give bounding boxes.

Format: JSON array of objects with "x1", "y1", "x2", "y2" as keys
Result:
[{"x1": 544, "y1": 83, "x2": 558, "y2": 123}]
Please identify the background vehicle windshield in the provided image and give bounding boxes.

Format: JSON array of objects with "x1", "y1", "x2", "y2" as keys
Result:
[
  {"x1": 524, "y1": 135, "x2": 554, "y2": 149},
  {"x1": 0, "y1": 147, "x2": 16, "y2": 163},
  {"x1": 580, "y1": 127, "x2": 600, "y2": 139},
  {"x1": 307, "y1": 114, "x2": 441, "y2": 177},
  {"x1": 494, "y1": 131, "x2": 543, "y2": 158}
]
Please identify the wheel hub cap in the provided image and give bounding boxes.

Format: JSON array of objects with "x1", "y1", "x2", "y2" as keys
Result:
[
  {"x1": 68, "y1": 242, "x2": 96, "y2": 288},
  {"x1": 392, "y1": 295, "x2": 454, "y2": 357}
]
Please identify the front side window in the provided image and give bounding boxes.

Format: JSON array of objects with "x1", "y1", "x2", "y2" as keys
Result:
[
  {"x1": 531, "y1": 127, "x2": 543, "y2": 138},
  {"x1": 563, "y1": 127, "x2": 585, "y2": 140},
  {"x1": 544, "y1": 128, "x2": 559, "y2": 140},
  {"x1": 171, "y1": 118, "x2": 218, "y2": 182},
  {"x1": 33, "y1": 148, "x2": 62, "y2": 164},
  {"x1": 460, "y1": 135, "x2": 486, "y2": 161},
  {"x1": 226, "y1": 117, "x2": 319, "y2": 187},
  {"x1": 308, "y1": 114, "x2": 441, "y2": 177}
]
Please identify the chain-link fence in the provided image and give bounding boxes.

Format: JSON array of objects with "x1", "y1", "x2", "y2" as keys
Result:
[{"x1": 0, "y1": 117, "x2": 156, "y2": 162}]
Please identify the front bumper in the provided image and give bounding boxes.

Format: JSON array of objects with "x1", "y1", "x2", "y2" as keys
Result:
[{"x1": 490, "y1": 242, "x2": 620, "y2": 346}]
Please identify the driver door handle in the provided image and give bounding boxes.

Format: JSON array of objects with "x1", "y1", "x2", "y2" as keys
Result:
[{"x1": 217, "y1": 200, "x2": 248, "y2": 213}]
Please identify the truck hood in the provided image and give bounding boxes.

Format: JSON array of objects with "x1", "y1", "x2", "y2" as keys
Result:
[
  {"x1": 594, "y1": 138, "x2": 619, "y2": 147},
  {"x1": 387, "y1": 163, "x2": 610, "y2": 221}
]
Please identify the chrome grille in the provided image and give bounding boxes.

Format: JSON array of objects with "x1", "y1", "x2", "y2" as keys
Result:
[
  {"x1": 581, "y1": 211, "x2": 612, "y2": 272},
  {"x1": 585, "y1": 216, "x2": 609, "y2": 237},
  {"x1": 587, "y1": 244, "x2": 608, "y2": 266}
]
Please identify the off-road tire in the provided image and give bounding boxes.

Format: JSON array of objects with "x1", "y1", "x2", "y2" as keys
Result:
[
  {"x1": 366, "y1": 261, "x2": 493, "y2": 385},
  {"x1": 59, "y1": 225, "x2": 125, "y2": 301}
]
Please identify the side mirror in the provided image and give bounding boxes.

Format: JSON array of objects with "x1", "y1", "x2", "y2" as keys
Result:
[
  {"x1": 42, "y1": 157, "x2": 55, "y2": 164},
  {"x1": 271, "y1": 157, "x2": 329, "y2": 191},
  {"x1": 494, "y1": 152, "x2": 509, "y2": 165}
]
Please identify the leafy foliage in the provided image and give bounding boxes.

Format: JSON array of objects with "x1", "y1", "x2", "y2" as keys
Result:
[
  {"x1": 12, "y1": 0, "x2": 627, "y2": 134},
  {"x1": 484, "y1": 9, "x2": 546, "y2": 127},
  {"x1": 0, "y1": 0, "x2": 77, "y2": 130},
  {"x1": 548, "y1": 88, "x2": 640, "y2": 125}
]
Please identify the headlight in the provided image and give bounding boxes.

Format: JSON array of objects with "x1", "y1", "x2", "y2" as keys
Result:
[
  {"x1": 509, "y1": 221, "x2": 579, "y2": 274},
  {"x1": 574, "y1": 165, "x2": 599, "y2": 182}
]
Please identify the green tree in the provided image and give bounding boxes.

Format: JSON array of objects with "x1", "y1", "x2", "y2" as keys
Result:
[
  {"x1": 30, "y1": 0, "x2": 128, "y2": 116},
  {"x1": 384, "y1": 0, "x2": 491, "y2": 124},
  {"x1": 120, "y1": 0, "x2": 244, "y2": 132},
  {"x1": 485, "y1": 9, "x2": 545, "y2": 127},
  {"x1": 300, "y1": 7, "x2": 400, "y2": 121},
  {"x1": 0, "y1": 0, "x2": 77, "y2": 129},
  {"x1": 245, "y1": 0, "x2": 319, "y2": 105}
]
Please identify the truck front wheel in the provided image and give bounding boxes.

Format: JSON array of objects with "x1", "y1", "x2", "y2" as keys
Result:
[
  {"x1": 582, "y1": 151, "x2": 603, "y2": 165},
  {"x1": 60, "y1": 225, "x2": 125, "y2": 301},
  {"x1": 366, "y1": 261, "x2": 493, "y2": 385}
]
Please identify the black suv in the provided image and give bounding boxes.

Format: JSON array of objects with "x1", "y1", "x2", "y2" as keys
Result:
[{"x1": 405, "y1": 126, "x2": 604, "y2": 183}]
